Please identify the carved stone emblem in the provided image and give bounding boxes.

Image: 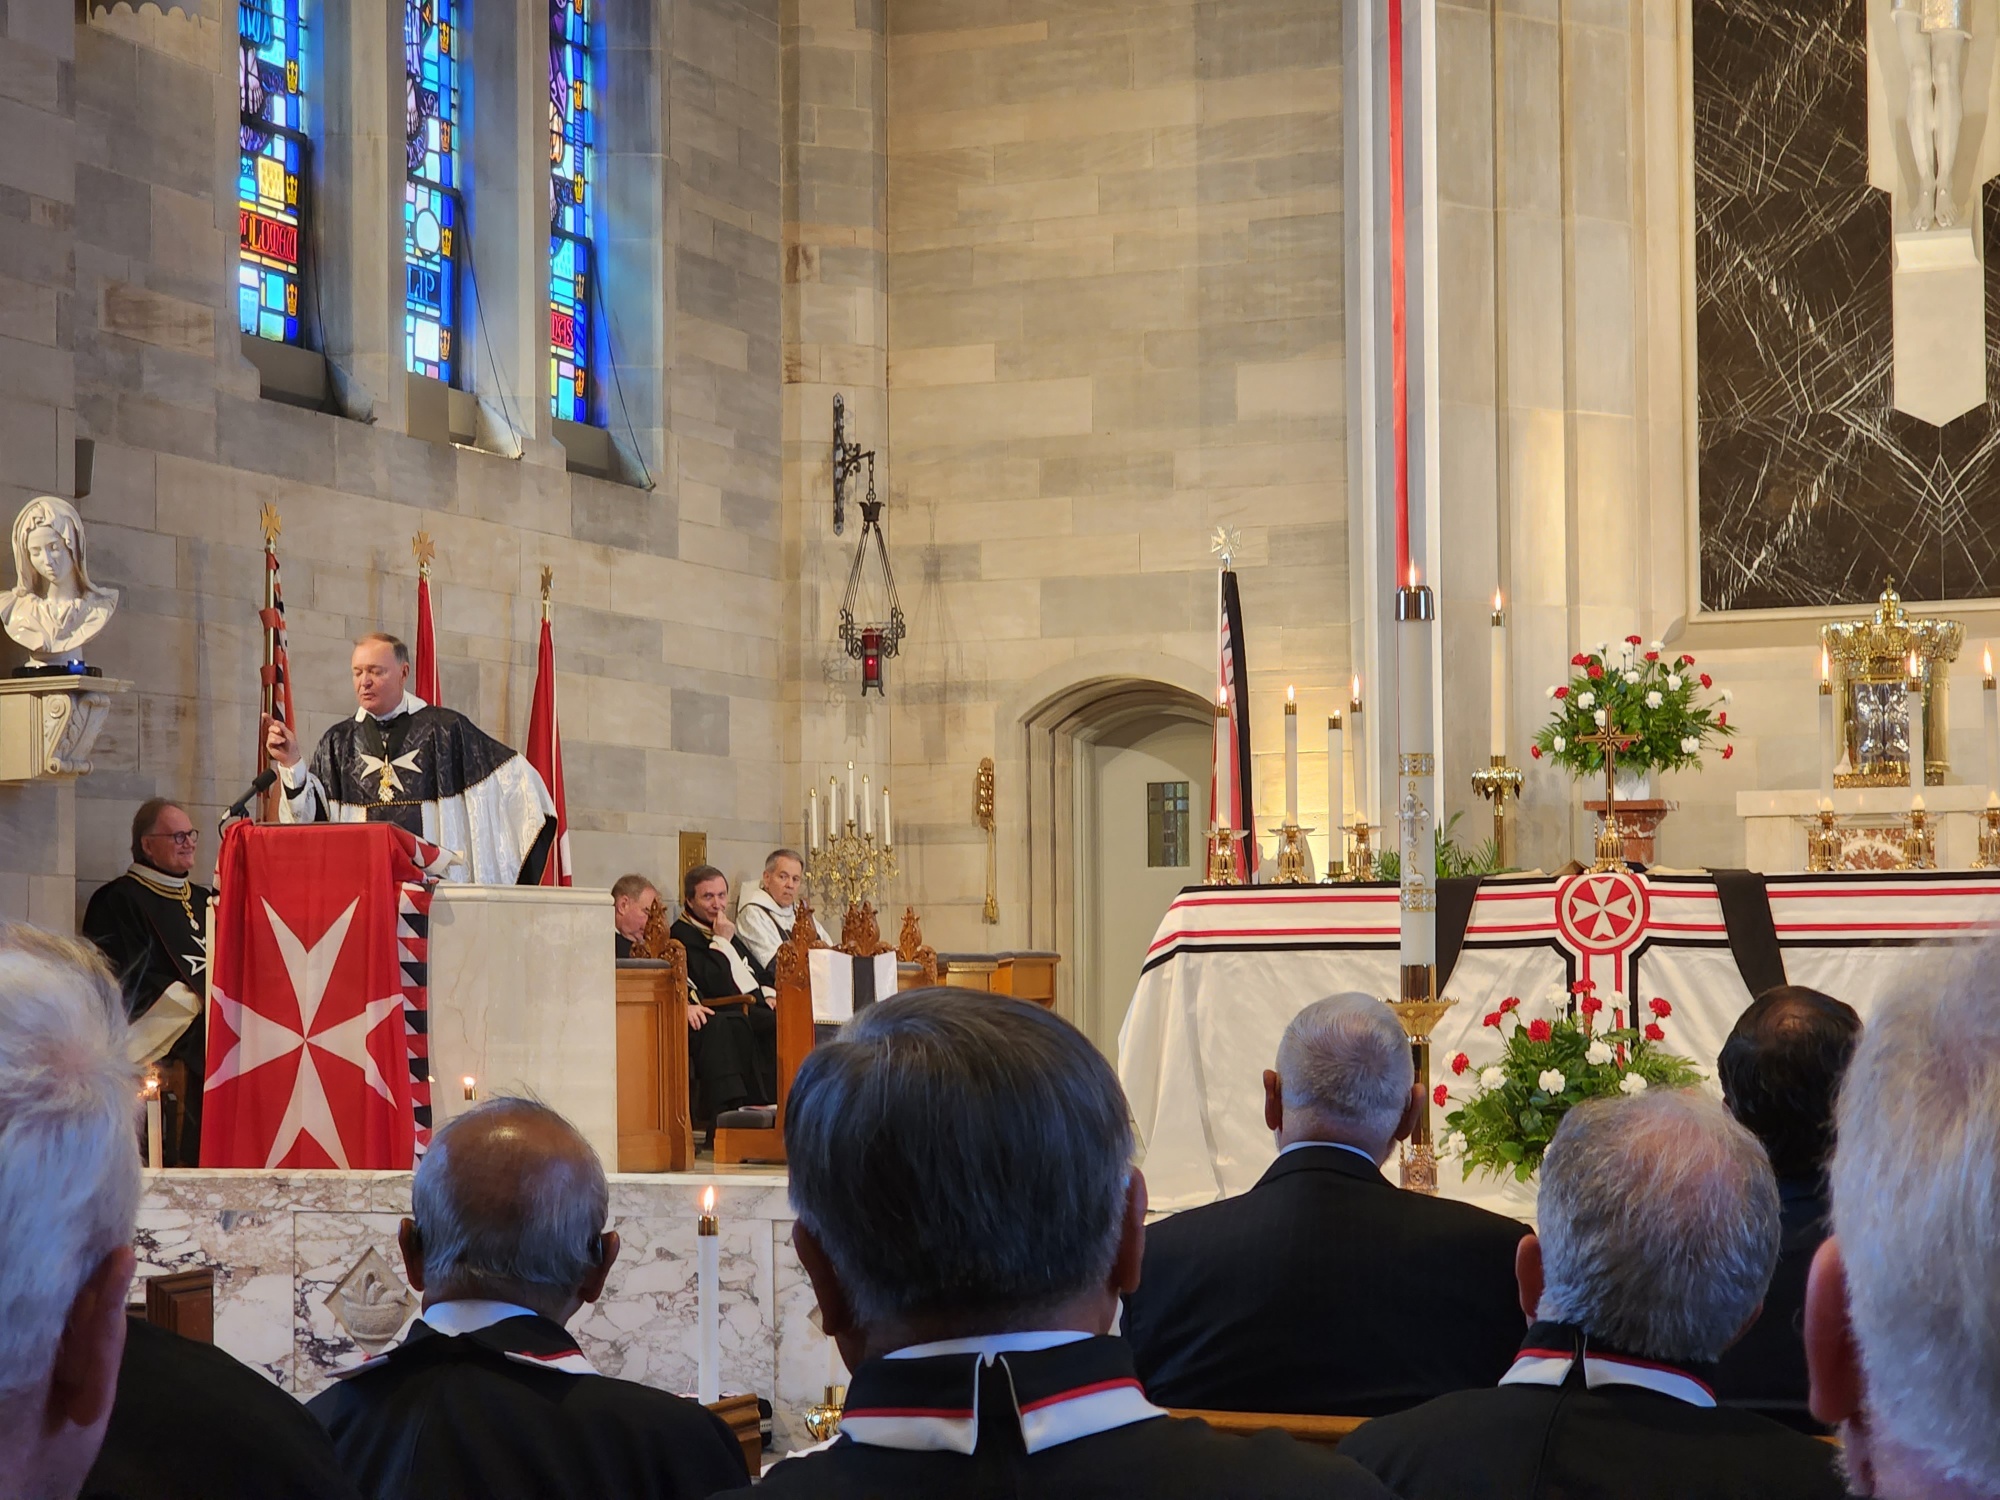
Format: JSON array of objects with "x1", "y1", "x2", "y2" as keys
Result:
[{"x1": 324, "y1": 1246, "x2": 416, "y2": 1353}]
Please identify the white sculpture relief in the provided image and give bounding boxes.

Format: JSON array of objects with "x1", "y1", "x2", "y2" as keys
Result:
[
  {"x1": 1, "y1": 495, "x2": 119, "y2": 668},
  {"x1": 1894, "y1": 0, "x2": 1971, "y2": 227}
]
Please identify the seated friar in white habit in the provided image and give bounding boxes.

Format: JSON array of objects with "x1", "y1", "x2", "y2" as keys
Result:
[
  {"x1": 263, "y1": 633, "x2": 557, "y2": 885},
  {"x1": 734, "y1": 847, "x2": 832, "y2": 993}
]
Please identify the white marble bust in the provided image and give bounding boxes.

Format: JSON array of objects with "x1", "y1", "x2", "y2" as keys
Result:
[{"x1": 1, "y1": 495, "x2": 118, "y2": 667}]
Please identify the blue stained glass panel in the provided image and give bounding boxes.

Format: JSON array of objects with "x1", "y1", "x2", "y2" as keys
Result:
[
  {"x1": 405, "y1": 0, "x2": 460, "y2": 383},
  {"x1": 549, "y1": 0, "x2": 592, "y2": 422},
  {"x1": 238, "y1": 0, "x2": 308, "y2": 345}
]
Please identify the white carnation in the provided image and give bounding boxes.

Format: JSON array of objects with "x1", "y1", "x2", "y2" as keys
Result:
[
  {"x1": 1624, "y1": 670, "x2": 1640, "y2": 684},
  {"x1": 1442, "y1": 1130, "x2": 1468, "y2": 1157},
  {"x1": 1667, "y1": 674, "x2": 1683, "y2": 691},
  {"x1": 1578, "y1": 692, "x2": 1596, "y2": 709},
  {"x1": 1648, "y1": 640, "x2": 1663, "y2": 653},
  {"x1": 1719, "y1": 689, "x2": 1734, "y2": 704},
  {"x1": 1479, "y1": 1066, "x2": 1505, "y2": 1089},
  {"x1": 1593, "y1": 709, "x2": 1608, "y2": 727},
  {"x1": 1596, "y1": 641, "x2": 1610, "y2": 657},
  {"x1": 1545, "y1": 685, "x2": 1558, "y2": 699},
  {"x1": 1645, "y1": 691, "x2": 1662, "y2": 709},
  {"x1": 1619, "y1": 1072, "x2": 1648, "y2": 1096},
  {"x1": 1585, "y1": 1040, "x2": 1614, "y2": 1066},
  {"x1": 1681, "y1": 736, "x2": 1699, "y2": 753},
  {"x1": 1537, "y1": 1069, "x2": 1567, "y2": 1094},
  {"x1": 1553, "y1": 736, "x2": 1566, "y2": 753}
]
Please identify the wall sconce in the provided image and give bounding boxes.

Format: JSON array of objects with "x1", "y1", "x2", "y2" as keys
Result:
[{"x1": 831, "y1": 392, "x2": 874, "y2": 537}]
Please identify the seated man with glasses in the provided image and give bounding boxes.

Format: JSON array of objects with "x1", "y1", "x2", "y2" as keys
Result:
[{"x1": 82, "y1": 798, "x2": 211, "y2": 1164}]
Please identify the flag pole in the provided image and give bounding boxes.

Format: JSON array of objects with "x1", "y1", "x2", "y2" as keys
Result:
[{"x1": 257, "y1": 504, "x2": 282, "y2": 823}]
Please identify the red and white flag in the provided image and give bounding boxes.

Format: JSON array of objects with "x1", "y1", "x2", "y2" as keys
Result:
[
  {"x1": 1214, "y1": 568, "x2": 1257, "y2": 876},
  {"x1": 414, "y1": 569, "x2": 442, "y2": 705},
  {"x1": 525, "y1": 612, "x2": 572, "y2": 886},
  {"x1": 201, "y1": 823, "x2": 438, "y2": 1169},
  {"x1": 258, "y1": 546, "x2": 294, "y2": 747}
]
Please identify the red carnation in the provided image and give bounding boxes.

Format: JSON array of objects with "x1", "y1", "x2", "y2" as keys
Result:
[
  {"x1": 1626, "y1": 634, "x2": 1644, "y2": 646},
  {"x1": 1528, "y1": 1019, "x2": 1552, "y2": 1042},
  {"x1": 1699, "y1": 673, "x2": 1713, "y2": 689},
  {"x1": 1679, "y1": 654, "x2": 1695, "y2": 667},
  {"x1": 1484, "y1": 1011, "x2": 1504, "y2": 1028},
  {"x1": 1645, "y1": 651, "x2": 1660, "y2": 662},
  {"x1": 1451, "y1": 1052, "x2": 1470, "y2": 1075},
  {"x1": 1717, "y1": 712, "x2": 1728, "y2": 727},
  {"x1": 1580, "y1": 995, "x2": 1604, "y2": 1016},
  {"x1": 1650, "y1": 997, "x2": 1672, "y2": 1018},
  {"x1": 1644, "y1": 1022, "x2": 1665, "y2": 1042},
  {"x1": 1722, "y1": 745, "x2": 1735, "y2": 760},
  {"x1": 1554, "y1": 686, "x2": 1569, "y2": 699},
  {"x1": 1571, "y1": 979, "x2": 1596, "y2": 993},
  {"x1": 1500, "y1": 996, "x2": 1521, "y2": 1013},
  {"x1": 1530, "y1": 745, "x2": 1543, "y2": 759},
  {"x1": 1571, "y1": 653, "x2": 1589, "y2": 667},
  {"x1": 1433, "y1": 1083, "x2": 1450, "y2": 1108},
  {"x1": 1587, "y1": 664, "x2": 1604, "y2": 680}
]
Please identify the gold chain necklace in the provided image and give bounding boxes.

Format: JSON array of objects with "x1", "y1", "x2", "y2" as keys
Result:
[{"x1": 130, "y1": 867, "x2": 196, "y2": 931}]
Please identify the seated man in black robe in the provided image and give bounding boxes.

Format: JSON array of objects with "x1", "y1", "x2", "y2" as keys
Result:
[
  {"x1": 1339, "y1": 1089, "x2": 1847, "y2": 1500},
  {"x1": 1122, "y1": 991, "x2": 1529, "y2": 1415},
  {"x1": 724, "y1": 989, "x2": 1395, "y2": 1500},
  {"x1": 81, "y1": 798, "x2": 212, "y2": 1164},
  {"x1": 611, "y1": 873, "x2": 660, "y2": 960},
  {"x1": 1711, "y1": 986, "x2": 1859, "y2": 1432},
  {"x1": 307, "y1": 1098, "x2": 746, "y2": 1500},
  {"x1": 669, "y1": 865, "x2": 776, "y2": 1116}
]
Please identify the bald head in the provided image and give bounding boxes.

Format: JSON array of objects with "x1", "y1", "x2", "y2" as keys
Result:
[{"x1": 402, "y1": 1099, "x2": 617, "y2": 1324}]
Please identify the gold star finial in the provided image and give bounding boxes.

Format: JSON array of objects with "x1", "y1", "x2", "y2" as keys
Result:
[
  {"x1": 413, "y1": 531, "x2": 436, "y2": 577},
  {"x1": 1209, "y1": 526, "x2": 1242, "y2": 570},
  {"x1": 259, "y1": 503, "x2": 282, "y2": 546},
  {"x1": 540, "y1": 565, "x2": 554, "y2": 602}
]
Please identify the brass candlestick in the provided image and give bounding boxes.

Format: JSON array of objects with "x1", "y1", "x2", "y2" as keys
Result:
[
  {"x1": 1470, "y1": 756, "x2": 1523, "y2": 865},
  {"x1": 1274, "y1": 822, "x2": 1314, "y2": 883},
  {"x1": 803, "y1": 1384, "x2": 847, "y2": 1443},
  {"x1": 1389, "y1": 980, "x2": 1456, "y2": 1197},
  {"x1": 1978, "y1": 805, "x2": 2000, "y2": 869},
  {"x1": 1806, "y1": 807, "x2": 1844, "y2": 872},
  {"x1": 1205, "y1": 826, "x2": 1242, "y2": 885},
  {"x1": 1902, "y1": 806, "x2": 1937, "y2": 870},
  {"x1": 1345, "y1": 821, "x2": 1376, "y2": 881}
]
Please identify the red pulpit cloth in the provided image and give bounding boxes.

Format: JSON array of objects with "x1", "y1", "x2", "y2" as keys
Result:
[{"x1": 201, "y1": 823, "x2": 439, "y2": 1169}]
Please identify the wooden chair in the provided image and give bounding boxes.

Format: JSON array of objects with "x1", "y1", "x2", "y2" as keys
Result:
[
  {"x1": 895, "y1": 906, "x2": 940, "y2": 988},
  {"x1": 999, "y1": 951, "x2": 1059, "y2": 1008},
  {"x1": 706, "y1": 1392, "x2": 763, "y2": 1475},
  {"x1": 144, "y1": 1266, "x2": 216, "y2": 1343},
  {"x1": 712, "y1": 904, "x2": 817, "y2": 1167},
  {"x1": 1166, "y1": 1408, "x2": 1367, "y2": 1449},
  {"x1": 615, "y1": 938, "x2": 694, "y2": 1172}
]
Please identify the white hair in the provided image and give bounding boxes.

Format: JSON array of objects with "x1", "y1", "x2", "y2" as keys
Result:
[
  {"x1": 1536, "y1": 1088, "x2": 1778, "y2": 1364},
  {"x1": 1832, "y1": 942, "x2": 2000, "y2": 1488},
  {"x1": 0, "y1": 927, "x2": 141, "y2": 1405},
  {"x1": 1274, "y1": 992, "x2": 1413, "y2": 1149}
]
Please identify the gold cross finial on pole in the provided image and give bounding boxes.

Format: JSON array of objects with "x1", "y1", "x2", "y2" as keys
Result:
[
  {"x1": 259, "y1": 503, "x2": 282, "y2": 547},
  {"x1": 1576, "y1": 722, "x2": 1637, "y2": 871},
  {"x1": 412, "y1": 531, "x2": 436, "y2": 577},
  {"x1": 539, "y1": 565, "x2": 554, "y2": 621},
  {"x1": 1209, "y1": 526, "x2": 1242, "y2": 570}
]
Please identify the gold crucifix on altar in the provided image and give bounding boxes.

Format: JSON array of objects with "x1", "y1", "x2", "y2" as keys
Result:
[{"x1": 1574, "y1": 722, "x2": 1636, "y2": 872}]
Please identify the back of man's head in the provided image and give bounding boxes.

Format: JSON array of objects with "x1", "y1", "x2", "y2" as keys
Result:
[
  {"x1": 0, "y1": 925, "x2": 142, "y2": 1489},
  {"x1": 786, "y1": 989, "x2": 1133, "y2": 1333},
  {"x1": 1828, "y1": 946, "x2": 2000, "y2": 1490},
  {"x1": 609, "y1": 873, "x2": 655, "y2": 904},
  {"x1": 1718, "y1": 985, "x2": 1861, "y2": 1181},
  {"x1": 410, "y1": 1099, "x2": 609, "y2": 1316},
  {"x1": 1274, "y1": 992, "x2": 1413, "y2": 1151},
  {"x1": 1536, "y1": 1088, "x2": 1778, "y2": 1365}
]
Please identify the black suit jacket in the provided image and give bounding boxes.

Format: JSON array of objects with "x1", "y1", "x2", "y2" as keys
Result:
[
  {"x1": 1711, "y1": 1177, "x2": 1828, "y2": 1432},
  {"x1": 306, "y1": 1313, "x2": 747, "y2": 1500},
  {"x1": 1339, "y1": 1324, "x2": 1847, "y2": 1500},
  {"x1": 1120, "y1": 1143, "x2": 1531, "y2": 1415},
  {"x1": 723, "y1": 1335, "x2": 1395, "y2": 1500},
  {"x1": 83, "y1": 1319, "x2": 361, "y2": 1500},
  {"x1": 670, "y1": 917, "x2": 757, "y2": 1001}
]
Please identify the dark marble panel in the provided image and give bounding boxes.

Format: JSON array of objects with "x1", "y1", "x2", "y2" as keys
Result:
[{"x1": 1695, "y1": 0, "x2": 2000, "y2": 609}]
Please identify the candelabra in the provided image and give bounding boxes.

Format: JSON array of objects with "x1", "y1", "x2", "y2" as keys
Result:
[
  {"x1": 1205, "y1": 826, "x2": 1242, "y2": 885},
  {"x1": 1470, "y1": 757, "x2": 1523, "y2": 865},
  {"x1": 1806, "y1": 807, "x2": 1844, "y2": 873},
  {"x1": 808, "y1": 822, "x2": 897, "y2": 913},
  {"x1": 1274, "y1": 823, "x2": 1314, "y2": 883}
]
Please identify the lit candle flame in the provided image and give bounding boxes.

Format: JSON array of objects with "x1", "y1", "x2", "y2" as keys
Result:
[
  {"x1": 461, "y1": 1075, "x2": 477, "y2": 1099},
  {"x1": 1821, "y1": 648, "x2": 1830, "y2": 682},
  {"x1": 1493, "y1": 589, "x2": 1503, "y2": 612},
  {"x1": 1987, "y1": 646, "x2": 1993, "y2": 678},
  {"x1": 1351, "y1": 674, "x2": 1361, "y2": 704},
  {"x1": 1911, "y1": 650, "x2": 1921, "y2": 680},
  {"x1": 1286, "y1": 684, "x2": 1295, "y2": 704},
  {"x1": 702, "y1": 1185, "x2": 716, "y2": 1215},
  {"x1": 1408, "y1": 561, "x2": 1419, "y2": 589}
]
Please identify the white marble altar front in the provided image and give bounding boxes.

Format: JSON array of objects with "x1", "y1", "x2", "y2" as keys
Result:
[
  {"x1": 135, "y1": 1169, "x2": 838, "y2": 1453},
  {"x1": 427, "y1": 884, "x2": 617, "y2": 1162}
]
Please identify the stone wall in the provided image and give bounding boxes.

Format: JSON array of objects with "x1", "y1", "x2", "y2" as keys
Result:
[{"x1": 0, "y1": 0, "x2": 787, "y2": 923}]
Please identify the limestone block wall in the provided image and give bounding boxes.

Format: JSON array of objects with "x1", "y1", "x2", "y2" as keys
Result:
[
  {"x1": 0, "y1": 0, "x2": 789, "y2": 923},
  {"x1": 867, "y1": 0, "x2": 1345, "y2": 958}
]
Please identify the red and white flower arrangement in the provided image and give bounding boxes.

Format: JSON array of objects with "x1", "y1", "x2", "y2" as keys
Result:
[{"x1": 1531, "y1": 637, "x2": 1734, "y2": 776}]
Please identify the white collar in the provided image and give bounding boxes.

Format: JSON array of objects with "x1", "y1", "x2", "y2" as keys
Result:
[
  {"x1": 740, "y1": 887, "x2": 789, "y2": 915},
  {"x1": 1499, "y1": 1345, "x2": 1716, "y2": 1408},
  {"x1": 126, "y1": 862, "x2": 189, "y2": 892},
  {"x1": 354, "y1": 691, "x2": 427, "y2": 723},
  {"x1": 1278, "y1": 1140, "x2": 1382, "y2": 1166},
  {"x1": 885, "y1": 1330, "x2": 1092, "y2": 1361},
  {"x1": 418, "y1": 1298, "x2": 545, "y2": 1336}
]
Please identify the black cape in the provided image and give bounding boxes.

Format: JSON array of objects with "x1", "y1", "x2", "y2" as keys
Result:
[
  {"x1": 82, "y1": 867, "x2": 212, "y2": 1166},
  {"x1": 306, "y1": 1312, "x2": 747, "y2": 1500},
  {"x1": 1121, "y1": 1143, "x2": 1531, "y2": 1415},
  {"x1": 81, "y1": 1318, "x2": 361, "y2": 1500},
  {"x1": 671, "y1": 916, "x2": 777, "y2": 1115},
  {"x1": 728, "y1": 1335, "x2": 1395, "y2": 1500},
  {"x1": 1338, "y1": 1322, "x2": 1848, "y2": 1500}
]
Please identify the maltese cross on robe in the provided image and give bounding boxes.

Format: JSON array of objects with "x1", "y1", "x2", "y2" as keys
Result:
[{"x1": 359, "y1": 746, "x2": 423, "y2": 803}]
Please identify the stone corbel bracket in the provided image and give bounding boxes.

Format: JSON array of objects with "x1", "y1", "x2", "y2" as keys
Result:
[{"x1": 0, "y1": 677, "x2": 131, "y2": 782}]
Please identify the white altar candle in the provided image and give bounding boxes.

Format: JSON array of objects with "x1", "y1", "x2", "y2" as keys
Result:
[
  {"x1": 1327, "y1": 710, "x2": 1345, "y2": 855},
  {"x1": 1490, "y1": 593, "x2": 1507, "y2": 757},
  {"x1": 1908, "y1": 652, "x2": 1926, "y2": 795},
  {"x1": 697, "y1": 1187, "x2": 720, "y2": 1403},
  {"x1": 1284, "y1": 686, "x2": 1299, "y2": 822},
  {"x1": 1985, "y1": 647, "x2": 1999, "y2": 807},
  {"x1": 1214, "y1": 690, "x2": 1232, "y2": 834},
  {"x1": 861, "y1": 774, "x2": 873, "y2": 836},
  {"x1": 1818, "y1": 649, "x2": 1835, "y2": 805},
  {"x1": 881, "y1": 787, "x2": 892, "y2": 849},
  {"x1": 143, "y1": 1074, "x2": 162, "y2": 1171},
  {"x1": 808, "y1": 787, "x2": 819, "y2": 852},
  {"x1": 1350, "y1": 677, "x2": 1367, "y2": 827},
  {"x1": 847, "y1": 762, "x2": 856, "y2": 825},
  {"x1": 1397, "y1": 574, "x2": 1436, "y2": 977},
  {"x1": 829, "y1": 774, "x2": 841, "y2": 829}
]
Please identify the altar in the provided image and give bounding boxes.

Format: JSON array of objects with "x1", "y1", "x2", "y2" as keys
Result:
[{"x1": 1118, "y1": 872, "x2": 2000, "y2": 1219}]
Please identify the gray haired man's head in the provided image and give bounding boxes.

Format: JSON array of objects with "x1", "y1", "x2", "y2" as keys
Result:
[
  {"x1": 1810, "y1": 942, "x2": 2000, "y2": 1492},
  {"x1": 1268, "y1": 992, "x2": 1416, "y2": 1159},
  {"x1": 0, "y1": 925, "x2": 143, "y2": 1491},
  {"x1": 786, "y1": 989, "x2": 1141, "y2": 1350},
  {"x1": 404, "y1": 1098, "x2": 617, "y2": 1325},
  {"x1": 1533, "y1": 1089, "x2": 1778, "y2": 1365}
]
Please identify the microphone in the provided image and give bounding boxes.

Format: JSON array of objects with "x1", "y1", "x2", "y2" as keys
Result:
[{"x1": 221, "y1": 769, "x2": 278, "y2": 829}]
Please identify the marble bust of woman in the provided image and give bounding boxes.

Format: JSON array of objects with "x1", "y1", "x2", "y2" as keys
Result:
[{"x1": 2, "y1": 495, "x2": 119, "y2": 668}]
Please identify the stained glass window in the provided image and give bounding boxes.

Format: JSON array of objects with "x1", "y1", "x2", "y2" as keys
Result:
[
  {"x1": 404, "y1": 0, "x2": 460, "y2": 383},
  {"x1": 549, "y1": 0, "x2": 593, "y2": 422},
  {"x1": 238, "y1": 0, "x2": 308, "y2": 345}
]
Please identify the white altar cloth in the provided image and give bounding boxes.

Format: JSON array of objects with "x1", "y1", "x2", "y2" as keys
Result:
[{"x1": 1118, "y1": 872, "x2": 2000, "y2": 1219}]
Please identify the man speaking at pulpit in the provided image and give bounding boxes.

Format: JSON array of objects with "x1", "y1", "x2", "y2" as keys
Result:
[{"x1": 264, "y1": 633, "x2": 557, "y2": 885}]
